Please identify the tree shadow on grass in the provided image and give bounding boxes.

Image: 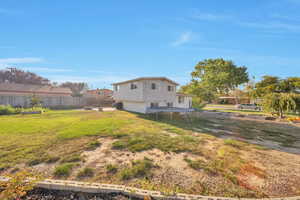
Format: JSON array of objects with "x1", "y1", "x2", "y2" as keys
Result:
[{"x1": 136, "y1": 111, "x2": 300, "y2": 155}]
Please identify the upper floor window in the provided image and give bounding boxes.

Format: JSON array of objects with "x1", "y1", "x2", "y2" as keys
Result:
[
  {"x1": 168, "y1": 85, "x2": 175, "y2": 92},
  {"x1": 178, "y1": 96, "x2": 185, "y2": 103},
  {"x1": 130, "y1": 83, "x2": 137, "y2": 90},
  {"x1": 151, "y1": 83, "x2": 156, "y2": 90}
]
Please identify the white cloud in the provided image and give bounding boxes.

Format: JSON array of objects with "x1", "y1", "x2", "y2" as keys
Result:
[
  {"x1": 0, "y1": 57, "x2": 44, "y2": 64},
  {"x1": 171, "y1": 32, "x2": 193, "y2": 47}
]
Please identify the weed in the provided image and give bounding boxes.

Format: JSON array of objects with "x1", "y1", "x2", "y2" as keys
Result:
[
  {"x1": 53, "y1": 163, "x2": 74, "y2": 177},
  {"x1": 45, "y1": 156, "x2": 60, "y2": 163},
  {"x1": 86, "y1": 141, "x2": 101, "y2": 151},
  {"x1": 106, "y1": 164, "x2": 118, "y2": 174},
  {"x1": 77, "y1": 167, "x2": 94, "y2": 178},
  {"x1": 61, "y1": 154, "x2": 82, "y2": 163},
  {"x1": 224, "y1": 139, "x2": 246, "y2": 149},
  {"x1": 27, "y1": 158, "x2": 45, "y2": 166},
  {"x1": 112, "y1": 141, "x2": 127, "y2": 150},
  {"x1": 184, "y1": 158, "x2": 206, "y2": 170},
  {"x1": 119, "y1": 158, "x2": 154, "y2": 180}
]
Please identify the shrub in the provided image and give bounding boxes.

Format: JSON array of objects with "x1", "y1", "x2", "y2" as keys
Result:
[
  {"x1": 86, "y1": 141, "x2": 101, "y2": 151},
  {"x1": 54, "y1": 163, "x2": 74, "y2": 177},
  {"x1": 106, "y1": 164, "x2": 118, "y2": 174},
  {"x1": 77, "y1": 167, "x2": 94, "y2": 178},
  {"x1": 0, "y1": 105, "x2": 17, "y2": 115},
  {"x1": 0, "y1": 171, "x2": 38, "y2": 200}
]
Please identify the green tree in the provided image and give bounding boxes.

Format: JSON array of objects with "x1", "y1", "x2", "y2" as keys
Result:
[
  {"x1": 191, "y1": 58, "x2": 249, "y2": 95},
  {"x1": 262, "y1": 93, "x2": 300, "y2": 118},
  {"x1": 252, "y1": 76, "x2": 300, "y2": 98},
  {"x1": 180, "y1": 82, "x2": 215, "y2": 103}
]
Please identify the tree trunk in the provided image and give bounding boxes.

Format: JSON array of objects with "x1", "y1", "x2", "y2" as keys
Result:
[{"x1": 279, "y1": 109, "x2": 284, "y2": 119}]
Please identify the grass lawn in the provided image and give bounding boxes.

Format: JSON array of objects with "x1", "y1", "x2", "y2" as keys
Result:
[{"x1": 1, "y1": 110, "x2": 300, "y2": 197}]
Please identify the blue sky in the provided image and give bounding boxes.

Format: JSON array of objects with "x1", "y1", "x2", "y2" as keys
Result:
[{"x1": 0, "y1": 0, "x2": 300, "y2": 88}]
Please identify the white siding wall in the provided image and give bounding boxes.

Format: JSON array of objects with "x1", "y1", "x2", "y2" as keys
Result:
[
  {"x1": 113, "y1": 81, "x2": 144, "y2": 102},
  {"x1": 0, "y1": 93, "x2": 83, "y2": 107},
  {"x1": 174, "y1": 96, "x2": 192, "y2": 108},
  {"x1": 143, "y1": 80, "x2": 176, "y2": 107},
  {"x1": 122, "y1": 101, "x2": 147, "y2": 113},
  {"x1": 113, "y1": 79, "x2": 180, "y2": 113}
]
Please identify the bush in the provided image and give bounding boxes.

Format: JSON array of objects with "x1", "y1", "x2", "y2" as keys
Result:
[
  {"x1": 0, "y1": 105, "x2": 48, "y2": 115},
  {"x1": 77, "y1": 167, "x2": 94, "y2": 178},
  {"x1": 0, "y1": 171, "x2": 38, "y2": 200},
  {"x1": 0, "y1": 105, "x2": 17, "y2": 115},
  {"x1": 54, "y1": 163, "x2": 74, "y2": 177}
]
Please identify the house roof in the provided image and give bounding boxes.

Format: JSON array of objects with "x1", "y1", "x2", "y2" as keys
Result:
[
  {"x1": 218, "y1": 96, "x2": 249, "y2": 99},
  {"x1": 0, "y1": 83, "x2": 72, "y2": 95},
  {"x1": 112, "y1": 77, "x2": 179, "y2": 86},
  {"x1": 87, "y1": 88, "x2": 113, "y2": 93}
]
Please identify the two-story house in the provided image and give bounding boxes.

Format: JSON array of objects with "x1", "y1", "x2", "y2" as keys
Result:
[{"x1": 112, "y1": 77, "x2": 193, "y2": 113}]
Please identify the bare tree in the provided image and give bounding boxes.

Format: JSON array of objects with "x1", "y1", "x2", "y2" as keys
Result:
[{"x1": 0, "y1": 67, "x2": 50, "y2": 85}]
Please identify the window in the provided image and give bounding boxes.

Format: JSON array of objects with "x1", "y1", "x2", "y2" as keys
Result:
[
  {"x1": 168, "y1": 85, "x2": 174, "y2": 92},
  {"x1": 151, "y1": 83, "x2": 156, "y2": 90},
  {"x1": 167, "y1": 102, "x2": 173, "y2": 107},
  {"x1": 178, "y1": 96, "x2": 185, "y2": 103},
  {"x1": 130, "y1": 83, "x2": 137, "y2": 90},
  {"x1": 150, "y1": 102, "x2": 159, "y2": 108},
  {"x1": 114, "y1": 85, "x2": 119, "y2": 92}
]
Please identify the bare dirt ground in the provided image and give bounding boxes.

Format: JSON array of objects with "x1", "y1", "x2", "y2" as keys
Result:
[{"x1": 70, "y1": 135, "x2": 300, "y2": 197}]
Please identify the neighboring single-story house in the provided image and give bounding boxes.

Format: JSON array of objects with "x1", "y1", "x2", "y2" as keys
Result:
[
  {"x1": 216, "y1": 96, "x2": 251, "y2": 105},
  {"x1": 0, "y1": 83, "x2": 81, "y2": 107},
  {"x1": 112, "y1": 77, "x2": 193, "y2": 113},
  {"x1": 86, "y1": 88, "x2": 113, "y2": 97},
  {"x1": 85, "y1": 88, "x2": 114, "y2": 106}
]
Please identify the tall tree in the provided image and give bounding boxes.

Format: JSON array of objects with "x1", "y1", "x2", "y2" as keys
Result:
[
  {"x1": 60, "y1": 82, "x2": 88, "y2": 97},
  {"x1": 262, "y1": 93, "x2": 300, "y2": 118},
  {"x1": 191, "y1": 58, "x2": 249, "y2": 95},
  {"x1": 252, "y1": 76, "x2": 300, "y2": 98},
  {"x1": 0, "y1": 68, "x2": 50, "y2": 85}
]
